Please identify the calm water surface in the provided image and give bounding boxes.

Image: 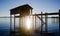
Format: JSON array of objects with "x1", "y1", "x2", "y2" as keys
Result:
[{"x1": 0, "y1": 18, "x2": 59, "y2": 36}]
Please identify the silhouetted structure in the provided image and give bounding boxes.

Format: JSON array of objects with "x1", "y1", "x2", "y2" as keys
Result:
[
  {"x1": 10, "y1": 4, "x2": 59, "y2": 36},
  {"x1": 10, "y1": 4, "x2": 33, "y2": 36}
]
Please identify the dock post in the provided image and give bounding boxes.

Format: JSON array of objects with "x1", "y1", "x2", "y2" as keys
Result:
[
  {"x1": 35, "y1": 14, "x2": 36, "y2": 30},
  {"x1": 14, "y1": 14, "x2": 15, "y2": 36},
  {"x1": 41, "y1": 12, "x2": 43, "y2": 36},
  {"x1": 19, "y1": 16, "x2": 20, "y2": 31},
  {"x1": 59, "y1": 9, "x2": 60, "y2": 36},
  {"x1": 31, "y1": 15, "x2": 34, "y2": 30},
  {"x1": 45, "y1": 13, "x2": 48, "y2": 36},
  {"x1": 10, "y1": 14, "x2": 12, "y2": 36}
]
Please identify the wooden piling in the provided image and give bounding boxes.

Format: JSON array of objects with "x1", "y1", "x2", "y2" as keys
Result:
[
  {"x1": 19, "y1": 16, "x2": 20, "y2": 30},
  {"x1": 45, "y1": 13, "x2": 48, "y2": 36},
  {"x1": 10, "y1": 14, "x2": 12, "y2": 36},
  {"x1": 32, "y1": 16, "x2": 34, "y2": 30},
  {"x1": 41, "y1": 12, "x2": 43, "y2": 36},
  {"x1": 14, "y1": 14, "x2": 15, "y2": 36},
  {"x1": 34, "y1": 13, "x2": 37, "y2": 30},
  {"x1": 59, "y1": 10, "x2": 60, "y2": 36}
]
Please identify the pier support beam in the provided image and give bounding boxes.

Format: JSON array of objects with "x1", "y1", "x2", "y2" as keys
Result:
[
  {"x1": 14, "y1": 14, "x2": 15, "y2": 36},
  {"x1": 59, "y1": 10, "x2": 60, "y2": 36},
  {"x1": 10, "y1": 14, "x2": 12, "y2": 36},
  {"x1": 35, "y1": 14, "x2": 36, "y2": 30},
  {"x1": 19, "y1": 16, "x2": 20, "y2": 30},
  {"x1": 41, "y1": 12, "x2": 43, "y2": 36},
  {"x1": 45, "y1": 13, "x2": 48, "y2": 36}
]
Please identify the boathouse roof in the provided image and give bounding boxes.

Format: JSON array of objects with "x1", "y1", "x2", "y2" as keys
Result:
[{"x1": 10, "y1": 4, "x2": 33, "y2": 15}]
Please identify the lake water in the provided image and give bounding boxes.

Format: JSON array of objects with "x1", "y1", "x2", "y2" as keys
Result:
[{"x1": 0, "y1": 17, "x2": 59, "y2": 36}]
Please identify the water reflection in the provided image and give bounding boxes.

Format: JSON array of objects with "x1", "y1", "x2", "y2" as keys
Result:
[
  {"x1": 47, "y1": 18, "x2": 59, "y2": 33},
  {"x1": 0, "y1": 17, "x2": 59, "y2": 36}
]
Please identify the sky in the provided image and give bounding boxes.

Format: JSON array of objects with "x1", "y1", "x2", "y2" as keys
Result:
[{"x1": 0, "y1": 0, "x2": 60, "y2": 17}]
